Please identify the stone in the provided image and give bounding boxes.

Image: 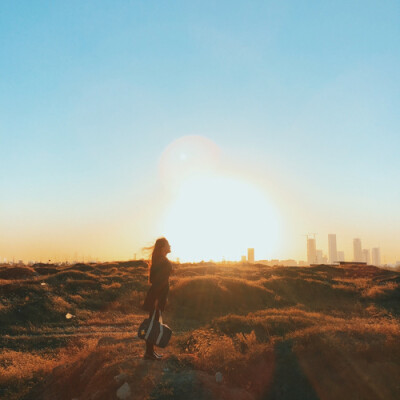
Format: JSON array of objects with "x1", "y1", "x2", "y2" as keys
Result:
[
  {"x1": 116, "y1": 382, "x2": 131, "y2": 400},
  {"x1": 215, "y1": 372, "x2": 223, "y2": 384}
]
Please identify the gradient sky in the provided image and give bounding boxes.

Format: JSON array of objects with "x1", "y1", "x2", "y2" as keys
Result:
[{"x1": 1, "y1": 1, "x2": 399, "y2": 263}]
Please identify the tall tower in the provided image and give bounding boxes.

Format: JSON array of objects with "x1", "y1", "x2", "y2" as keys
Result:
[
  {"x1": 328, "y1": 234, "x2": 338, "y2": 263},
  {"x1": 371, "y1": 248, "x2": 381, "y2": 266},
  {"x1": 307, "y1": 238, "x2": 317, "y2": 265},
  {"x1": 247, "y1": 248, "x2": 255, "y2": 263},
  {"x1": 353, "y1": 238, "x2": 363, "y2": 262},
  {"x1": 316, "y1": 250, "x2": 323, "y2": 264},
  {"x1": 362, "y1": 249, "x2": 371, "y2": 264}
]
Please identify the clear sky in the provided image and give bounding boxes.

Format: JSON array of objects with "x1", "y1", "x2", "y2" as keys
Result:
[{"x1": 1, "y1": 1, "x2": 399, "y2": 263}]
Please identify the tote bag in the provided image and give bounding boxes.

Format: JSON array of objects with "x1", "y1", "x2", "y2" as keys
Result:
[{"x1": 138, "y1": 310, "x2": 172, "y2": 348}]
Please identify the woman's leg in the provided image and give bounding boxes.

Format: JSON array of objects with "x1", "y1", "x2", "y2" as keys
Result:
[
  {"x1": 145, "y1": 308, "x2": 160, "y2": 356},
  {"x1": 152, "y1": 309, "x2": 163, "y2": 358},
  {"x1": 145, "y1": 340, "x2": 154, "y2": 355}
]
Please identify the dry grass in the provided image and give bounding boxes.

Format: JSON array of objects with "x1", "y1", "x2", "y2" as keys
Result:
[
  {"x1": 0, "y1": 261, "x2": 399, "y2": 399},
  {"x1": 0, "y1": 338, "x2": 98, "y2": 382},
  {"x1": 362, "y1": 282, "x2": 399, "y2": 298}
]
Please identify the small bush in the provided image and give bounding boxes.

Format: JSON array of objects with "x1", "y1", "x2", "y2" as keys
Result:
[
  {"x1": 0, "y1": 267, "x2": 36, "y2": 280},
  {"x1": 170, "y1": 276, "x2": 278, "y2": 320}
]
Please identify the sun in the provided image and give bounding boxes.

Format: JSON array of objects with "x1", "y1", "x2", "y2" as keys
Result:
[{"x1": 157, "y1": 136, "x2": 282, "y2": 262}]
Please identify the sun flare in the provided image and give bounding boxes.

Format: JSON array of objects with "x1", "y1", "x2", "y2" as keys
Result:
[{"x1": 158, "y1": 136, "x2": 281, "y2": 262}]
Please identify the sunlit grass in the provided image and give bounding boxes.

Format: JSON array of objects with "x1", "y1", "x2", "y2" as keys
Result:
[{"x1": 0, "y1": 261, "x2": 399, "y2": 399}]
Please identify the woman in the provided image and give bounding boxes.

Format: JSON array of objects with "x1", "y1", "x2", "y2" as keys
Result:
[{"x1": 142, "y1": 237, "x2": 172, "y2": 360}]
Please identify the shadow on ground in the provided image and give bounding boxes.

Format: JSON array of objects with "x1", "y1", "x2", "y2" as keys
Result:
[{"x1": 263, "y1": 340, "x2": 319, "y2": 400}]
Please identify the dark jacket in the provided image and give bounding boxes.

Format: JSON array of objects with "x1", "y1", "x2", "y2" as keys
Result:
[{"x1": 142, "y1": 258, "x2": 172, "y2": 312}]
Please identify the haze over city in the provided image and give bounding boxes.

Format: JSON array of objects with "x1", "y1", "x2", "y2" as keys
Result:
[{"x1": 1, "y1": 1, "x2": 399, "y2": 264}]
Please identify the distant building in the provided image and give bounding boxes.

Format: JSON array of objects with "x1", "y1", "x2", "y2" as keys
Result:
[
  {"x1": 247, "y1": 248, "x2": 255, "y2": 263},
  {"x1": 353, "y1": 238, "x2": 363, "y2": 262},
  {"x1": 371, "y1": 248, "x2": 381, "y2": 266},
  {"x1": 316, "y1": 250, "x2": 323, "y2": 264},
  {"x1": 282, "y1": 259, "x2": 297, "y2": 266},
  {"x1": 328, "y1": 234, "x2": 338, "y2": 263},
  {"x1": 307, "y1": 238, "x2": 317, "y2": 265},
  {"x1": 298, "y1": 260, "x2": 308, "y2": 266},
  {"x1": 241, "y1": 255, "x2": 246, "y2": 262},
  {"x1": 337, "y1": 251, "x2": 345, "y2": 262},
  {"x1": 362, "y1": 249, "x2": 371, "y2": 264}
]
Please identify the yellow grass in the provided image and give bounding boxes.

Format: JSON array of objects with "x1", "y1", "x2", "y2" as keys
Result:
[{"x1": 0, "y1": 261, "x2": 399, "y2": 399}]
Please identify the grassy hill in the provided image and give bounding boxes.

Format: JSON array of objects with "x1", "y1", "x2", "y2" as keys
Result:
[{"x1": 0, "y1": 261, "x2": 399, "y2": 399}]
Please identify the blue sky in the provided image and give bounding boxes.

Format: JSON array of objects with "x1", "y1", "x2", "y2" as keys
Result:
[{"x1": 1, "y1": 1, "x2": 399, "y2": 262}]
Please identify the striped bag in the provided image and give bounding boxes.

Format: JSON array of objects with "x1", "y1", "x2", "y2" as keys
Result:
[{"x1": 137, "y1": 310, "x2": 172, "y2": 348}]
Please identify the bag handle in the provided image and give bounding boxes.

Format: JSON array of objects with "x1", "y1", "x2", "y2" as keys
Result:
[
  {"x1": 145, "y1": 309, "x2": 157, "y2": 340},
  {"x1": 156, "y1": 310, "x2": 164, "y2": 345}
]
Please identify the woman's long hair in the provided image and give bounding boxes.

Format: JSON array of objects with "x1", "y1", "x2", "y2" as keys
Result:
[
  {"x1": 151, "y1": 237, "x2": 169, "y2": 266},
  {"x1": 143, "y1": 237, "x2": 169, "y2": 282}
]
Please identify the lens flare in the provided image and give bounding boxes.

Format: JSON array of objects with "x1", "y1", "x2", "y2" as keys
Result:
[{"x1": 158, "y1": 135, "x2": 221, "y2": 190}]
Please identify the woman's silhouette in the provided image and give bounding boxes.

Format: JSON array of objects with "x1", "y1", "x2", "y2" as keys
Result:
[{"x1": 142, "y1": 237, "x2": 172, "y2": 360}]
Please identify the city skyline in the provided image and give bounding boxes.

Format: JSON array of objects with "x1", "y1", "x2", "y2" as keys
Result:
[
  {"x1": 1, "y1": 232, "x2": 394, "y2": 267},
  {"x1": 306, "y1": 233, "x2": 388, "y2": 267}
]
